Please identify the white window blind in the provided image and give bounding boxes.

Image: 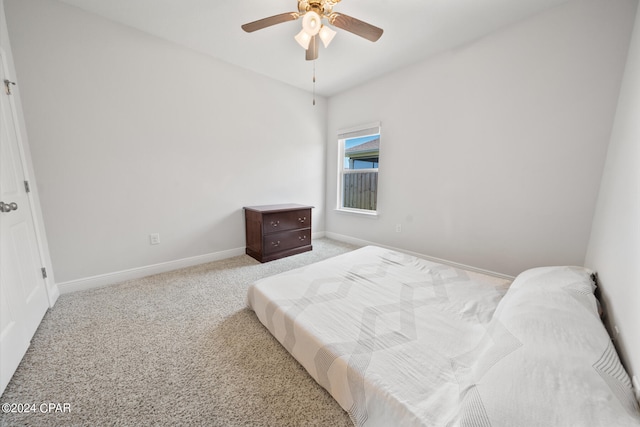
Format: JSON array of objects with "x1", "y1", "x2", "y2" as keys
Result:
[{"x1": 337, "y1": 122, "x2": 381, "y2": 140}]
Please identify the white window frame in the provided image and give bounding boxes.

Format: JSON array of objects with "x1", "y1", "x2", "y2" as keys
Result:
[{"x1": 336, "y1": 122, "x2": 381, "y2": 216}]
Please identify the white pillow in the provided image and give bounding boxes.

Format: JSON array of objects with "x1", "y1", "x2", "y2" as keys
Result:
[{"x1": 455, "y1": 266, "x2": 640, "y2": 427}]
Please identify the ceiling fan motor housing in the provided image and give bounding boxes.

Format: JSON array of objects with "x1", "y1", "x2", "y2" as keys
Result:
[{"x1": 298, "y1": 0, "x2": 339, "y2": 18}]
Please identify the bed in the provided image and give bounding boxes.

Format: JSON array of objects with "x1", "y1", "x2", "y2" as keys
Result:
[{"x1": 247, "y1": 245, "x2": 640, "y2": 426}]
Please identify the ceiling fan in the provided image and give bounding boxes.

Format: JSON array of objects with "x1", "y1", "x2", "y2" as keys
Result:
[{"x1": 241, "y1": 0, "x2": 383, "y2": 61}]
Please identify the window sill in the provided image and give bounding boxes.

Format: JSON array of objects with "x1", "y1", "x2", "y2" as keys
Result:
[{"x1": 334, "y1": 208, "x2": 379, "y2": 218}]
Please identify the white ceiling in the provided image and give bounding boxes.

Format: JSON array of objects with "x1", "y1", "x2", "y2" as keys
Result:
[{"x1": 56, "y1": 0, "x2": 571, "y2": 97}]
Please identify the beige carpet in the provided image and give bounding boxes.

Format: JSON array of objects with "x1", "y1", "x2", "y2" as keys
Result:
[{"x1": 0, "y1": 238, "x2": 358, "y2": 427}]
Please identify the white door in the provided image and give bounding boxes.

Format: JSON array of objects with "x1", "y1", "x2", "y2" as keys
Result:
[{"x1": 0, "y1": 49, "x2": 49, "y2": 395}]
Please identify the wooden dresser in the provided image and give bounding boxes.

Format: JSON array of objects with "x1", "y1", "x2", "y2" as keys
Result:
[{"x1": 243, "y1": 204, "x2": 313, "y2": 263}]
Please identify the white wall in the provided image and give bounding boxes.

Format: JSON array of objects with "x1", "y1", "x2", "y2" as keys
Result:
[
  {"x1": 585, "y1": 3, "x2": 640, "y2": 385},
  {"x1": 0, "y1": 0, "x2": 58, "y2": 304},
  {"x1": 4, "y1": 0, "x2": 327, "y2": 285},
  {"x1": 326, "y1": 0, "x2": 638, "y2": 277}
]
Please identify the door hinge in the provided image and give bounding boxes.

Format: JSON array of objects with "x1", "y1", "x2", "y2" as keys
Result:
[
  {"x1": 41, "y1": 267, "x2": 48, "y2": 279},
  {"x1": 24, "y1": 180, "x2": 31, "y2": 193},
  {"x1": 4, "y1": 79, "x2": 16, "y2": 96}
]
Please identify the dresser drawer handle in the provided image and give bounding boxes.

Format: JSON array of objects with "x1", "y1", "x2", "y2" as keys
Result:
[
  {"x1": 298, "y1": 235, "x2": 307, "y2": 241},
  {"x1": 298, "y1": 217, "x2": 307, "y2": 223},
  {"x1": 271, "y1": 240, "x2": 281, "y2": 247},
  {"x1": 270, "y1": 220, "x2": 280, "y2": 227}
]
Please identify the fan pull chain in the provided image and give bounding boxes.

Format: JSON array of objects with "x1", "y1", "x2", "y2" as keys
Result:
[{"x1": 312, "y1": 61, "x2": 316, "y2": 106}]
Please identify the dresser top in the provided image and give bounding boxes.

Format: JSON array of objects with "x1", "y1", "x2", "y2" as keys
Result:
[{"x1": 243, "y1": 203, "x2": 314, "y2": 213}]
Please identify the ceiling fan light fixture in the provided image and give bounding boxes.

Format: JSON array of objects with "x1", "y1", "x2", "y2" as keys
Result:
[
  {"x1": 294, "y1": 29, "x2": 312, "y2": 49},
  {"x1": 318, "y1": 25, "x2": 336, "y2": 48},
  {"x1": 302, "y1": 11, "x2": 322, "y2": 36}
]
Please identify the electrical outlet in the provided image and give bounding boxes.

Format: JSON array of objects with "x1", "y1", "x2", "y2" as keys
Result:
[
  {"x1": 395, "y1": 224, "x2": 402, "y2": 233},
  {"x1": 149, "y1": 233, "x2": 160, "y2": 245}
]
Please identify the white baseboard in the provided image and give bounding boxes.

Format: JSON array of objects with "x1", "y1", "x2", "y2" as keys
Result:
[
  {"x1": 57, "y1": 247, "x2": 246, "y2": 294},
  {"x1": 325, "y1": 232, "x2": 515, "y2": 281},
  {"x1": 59, "y1": 230, "x2": 510, "y2": 294},
  {"x1": 57, "y1": 231, "x2": 328, "y2": 295}
]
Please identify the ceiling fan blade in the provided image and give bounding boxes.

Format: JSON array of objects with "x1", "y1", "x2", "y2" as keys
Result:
[
  {"x1": 241, "y1": 12, "x2": 299, "y2": 33},
  {"x1": 329, "y1": 13, "x2": 383, "y2": 42},
  {"x1": 306, "y1": 35, "x2": 318, "y2": 61}
]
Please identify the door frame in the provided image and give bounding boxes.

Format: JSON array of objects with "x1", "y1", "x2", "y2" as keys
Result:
[{"x1": 0, "y1": 46, "x2": 58, "y2": 307}]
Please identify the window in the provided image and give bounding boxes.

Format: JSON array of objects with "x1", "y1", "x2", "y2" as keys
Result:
[{"x1": 337, "y1": 122, "x2": 381, "y2": 214}]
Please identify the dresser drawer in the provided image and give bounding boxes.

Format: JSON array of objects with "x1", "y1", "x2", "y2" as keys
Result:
[
  {"x1": 263, "y1": 228, "x2": 311, "y2": 255},
  {"x1": 263, "y1": 209, "x2": 311, "y2": 234}
]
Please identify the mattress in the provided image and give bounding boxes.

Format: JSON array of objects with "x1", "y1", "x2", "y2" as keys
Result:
[
  {"x1": 247, "y1": 246, "x2": 640, "y2": 426},
  {"x1": 247, "y1": 245, "x2": 511, "y2": 426}
]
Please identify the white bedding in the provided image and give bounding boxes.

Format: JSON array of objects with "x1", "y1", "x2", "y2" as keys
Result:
[
  {"x1": 247, "y1": 246, "x2": 511, "y2": 426},
  {"x1": 455, "y1": 266, "x2": 640, "y2": 427},
  {"x1": 246, "y1": 246, "x2": 640, "y2": 426}
]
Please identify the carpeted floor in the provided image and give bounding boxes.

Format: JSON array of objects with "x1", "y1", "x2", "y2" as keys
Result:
[{"x1": 0, "y1": 238, "x2": 358, "y2": 427}]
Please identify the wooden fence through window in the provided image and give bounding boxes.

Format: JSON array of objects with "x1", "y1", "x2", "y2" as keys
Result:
[{"x1": 343, "y1": 171, "x2": 378, "y2": 211}]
